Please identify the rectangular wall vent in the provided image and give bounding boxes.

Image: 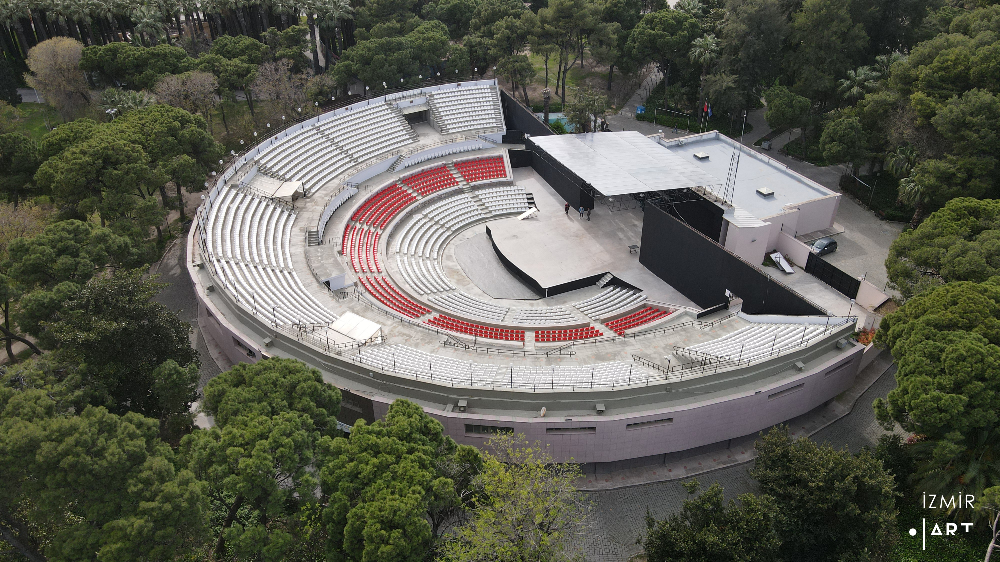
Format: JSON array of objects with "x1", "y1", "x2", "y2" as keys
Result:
[
  {"x1": 626, "y1": 417, "x2": 674, "y2": 430},
  {"x1": 768, "y1": 383, "x2": 805, "y2": 400}
]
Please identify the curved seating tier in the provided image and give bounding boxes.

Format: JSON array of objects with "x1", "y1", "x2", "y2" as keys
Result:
[
  {"x1": 254, "y1": 128, "x2": 353, "y2": 195},
  {"x1": 535, "y1": 327, "x2": 603, "y2": 343},
  {"x1": 509, "y1": 306, "x2": 579, "y2": 326},
  {"x1": 255, "y1": 102, "x2": 415, "y2": 195},
  {"x1": 392, "y1": 188, "x2": 527, "y2": 298},
  {"x1": 318, "y1": 103, "x2": 417, "y2": 164},
  {"x1": 427, "y1": 85, "x2": 504, "y2": 134},
  {"x1": 677, "y1": 323, "x2": 829, "y2": 362},
  {"x1": 574, "y1": 286, "x2": 646, "y2": 320},
  {"x1": 396, "y1": 255, "x2": 455, "y2": 294},
  {"x1": 358, "y1": 275, "x2": 430, "y2": 318},
  {"x1": 350, "y1": 184, "x2": 417, "y2": 229},
  {"x1": 426, "y1": 315, "x2": 525, "y2": 342},
  {"x1": 429, "y1": 292, "x2": 509, "y2": 322},
  {"x1": 454, "y1": 156, "x2": 507, "y2": 183},
  {"x1": 473, "y1": 185, "x2": 530, "y2": 214},
  {"x1": 357, "y1": 344, "x2": 651, "y2": 389},
  {"x1": 605, "y1": 307, "x2": 673, "y2": 335},
  {"x1": 205, "y1": 186, "x2": 337, "y2": 326},
  {"x1": 395, "y1": 194, "x2": 486, "y2": 259},
  {"x1": 400, "y1": 166, "x2": 458, "y2": 196},
  {"x1": 343, "y1": 225, "x2": 382, "y2": 273}
]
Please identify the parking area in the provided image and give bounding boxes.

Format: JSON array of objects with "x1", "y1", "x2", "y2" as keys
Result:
[{"x1": 821, "y1": 195, "x2": 905, "y2": 293}]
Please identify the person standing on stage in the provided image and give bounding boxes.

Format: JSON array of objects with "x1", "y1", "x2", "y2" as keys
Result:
[{"x1": 565, "y1": 202, "x2": 570, "y2": 215}]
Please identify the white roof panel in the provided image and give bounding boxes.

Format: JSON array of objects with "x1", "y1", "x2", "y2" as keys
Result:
[
  {"x1": 658, "y1": 132, "x2": 836, "y2": 219},
  {"x1": 530, "y1": 131, "x2": 722, "y2": 196}
]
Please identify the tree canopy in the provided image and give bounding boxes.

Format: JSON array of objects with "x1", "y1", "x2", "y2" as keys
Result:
[
  {"x1": 439, "y1": 433, "x2": 588, "y2": 562},
  {"x1": 319, "y1": 399, "x2": 480, "y2": 562},
  {"x1": 643, "y1": 480, "x2": 781, "y2": 562},
  {"x1": 751, "y1": 427, "x2": 897, "y2": 562},
  {"x1": 182, "y1": 358, "x2": 341, "y2": 560},
  {"x1": 0, "y1": 389, "x2": 209, "y2": 562},
  {"x1": 886, "y1": 197, "x2": 1000, "y2": 298},
  {"x1": 875, "y1": 280, "x2": 1000, "y2": 454}
]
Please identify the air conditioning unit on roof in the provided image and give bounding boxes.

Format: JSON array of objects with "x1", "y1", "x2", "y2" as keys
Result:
[{"x1": 756, "y1": 187, "x2": 775, "y2": 197}]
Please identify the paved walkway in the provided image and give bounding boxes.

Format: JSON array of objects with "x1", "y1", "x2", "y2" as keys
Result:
[
  {"x1": 150, "y1": 236, "x2": 226, "y2": 390},
  {"x1": 16, "y1": 88, "x2": 41, "y2": 103}
]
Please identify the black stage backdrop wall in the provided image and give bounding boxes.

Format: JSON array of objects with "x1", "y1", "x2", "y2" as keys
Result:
[
  {"x1": 640, "y1": 205, "x2": 825, "y2": 316},
  {"x1": 338, "y1": 389, "x2": 375, "y2": 426},
  {"x1": 500, "y1": 90, "x2": 554, "y2": 138},
  {"x1": 648, "y1": 189, "x2": 725, "y2": 242},
  {"x1": 485, "y1": 225, "x2": 545, "y2": 297},
  {"x1": 525, "y1": 136, "x2": 589, "y2": 209},
  {"x1": 508, "y1": 149, "x2": 533, "y2": 168}
]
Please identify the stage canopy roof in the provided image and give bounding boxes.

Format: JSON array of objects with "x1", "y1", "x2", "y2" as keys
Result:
[{"x1": 530, "y1": 131, "x2": 722, "y2": 196}]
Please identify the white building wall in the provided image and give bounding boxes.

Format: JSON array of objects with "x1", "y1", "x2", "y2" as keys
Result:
[
  {"x1": 790, "y1": 195, "x2": 840, "y2": 236},
  {"x1": 724, "y1": 220, "x2": 771, "y2": 266}
]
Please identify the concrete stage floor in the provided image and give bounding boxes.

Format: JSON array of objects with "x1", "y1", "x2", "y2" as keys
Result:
[{"x1": 490, "y1": 168, "x2": 698, "y2": 308}]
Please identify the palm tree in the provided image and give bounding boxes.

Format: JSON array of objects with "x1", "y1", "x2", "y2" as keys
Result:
[
  {"x1": 873, "y1": 51, "x2": 905, "y2": 80},
  {"x1": 301, "y1": 0, "x2": 320, "y2": 73},
  {"x1": 897, "y1": 176, "x2": 932, "y2": 228},
  {"x1": 838, "y1": 66, "x2": 879, "y2": 103},
  {"x1": 271, "y1": 0, "x2": 299, "y2": 30},
  {"x1": 886, "y1": 145, "x2": 918, "y2": 179},
  {"x1": 0, "y1": 1, "x2": 34, "y2": 59},
  {"x1": 689, "y1": 33, "x2": 719, "y2": 129},
  {"x1": 100, "y1": 86, "x2": 155, "y2": 115},
  {"x1": 315, "y1": 0, "x2": 351, "y2": 69},
  {"x1": 912, "y1": 429, "x2": 1000, "y2": 523},
  {"x1": 132, "y1": 5, "x2": 166, "y2": 45}
]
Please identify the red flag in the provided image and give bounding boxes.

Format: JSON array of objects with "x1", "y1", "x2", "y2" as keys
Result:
[{"x1": 703, "y1": 101, "x2": 708, "y2": 113}]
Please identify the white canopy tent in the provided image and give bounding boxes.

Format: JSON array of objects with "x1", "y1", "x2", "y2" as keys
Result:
[
  {"x1": 329, "y1": 312, "x2": 383, "y2": 343},
  {"x1": 249, "y1": 173, "x2": 304, "y2": 201}
]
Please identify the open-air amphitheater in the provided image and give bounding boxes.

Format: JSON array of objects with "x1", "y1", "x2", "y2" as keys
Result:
[{"x1": 188, "y1": 79, "x2": 868, "y2": 471}]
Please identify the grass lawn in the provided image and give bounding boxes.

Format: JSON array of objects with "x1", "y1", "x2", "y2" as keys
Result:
[
  {"x1": 14, "y1": 103, "x2": 61, "y2": 140},
  {"x1": 526, "y1": 52, "x2": 605, "y2": 93}
]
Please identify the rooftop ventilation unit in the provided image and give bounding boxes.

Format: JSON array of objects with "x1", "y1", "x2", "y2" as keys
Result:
[
  {"x1": 693, "y1": 152, "x2": 710, "y2": 160},
  {"x1": 756, "y1": 187, "x2": 775, "y2": 197}
]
